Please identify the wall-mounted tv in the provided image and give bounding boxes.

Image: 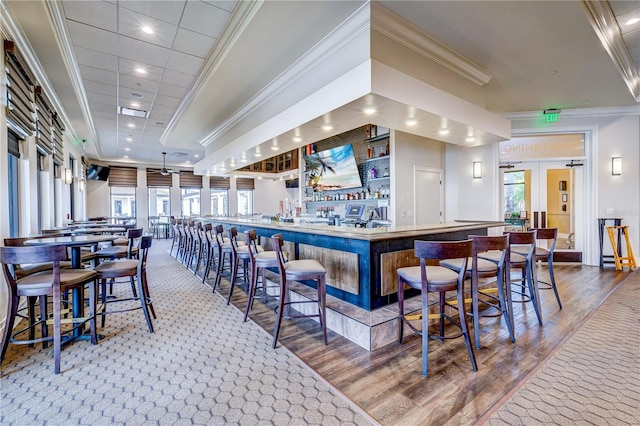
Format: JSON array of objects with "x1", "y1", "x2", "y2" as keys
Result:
[
  {"x1": 304, "y1": 144, "x2": 362, "y2": 191},
  {"x1": 87, "y1": 164, "x2": 111, "y2": 181}
]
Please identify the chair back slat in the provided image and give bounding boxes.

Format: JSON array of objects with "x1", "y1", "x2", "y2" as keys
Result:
[{"x1": 413, "y1": 240, "x2": 472, "y2": 260}]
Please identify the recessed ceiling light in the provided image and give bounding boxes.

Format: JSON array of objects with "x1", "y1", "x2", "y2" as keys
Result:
[
  {"x1": 255, "y1": 152, "x2": 262, "y2": 157},
  {"x1": 625, "y1": 18, "x2": 640, "y2": 26},
  {"x1": 124, "y1": 155, "x2": 129, "y2": 159},
  {"x1": 130, "y1": 93, "x2": 143, "y2": 98},
  {"x1": 465, "y1": 137, "x2": 476, "y2": 143},
  {"x1": 126, "y1": 137, "x2": 133, "y2": 142},
  {"x1": 438, "y1": 129, "x2": 450, "y2": 136},
  {"x1": 131, "y1": 102, "x2": 140, "y2": 108},
  {"x1": 127, "y1": 123, "x2": 135, "y2": 128},
  {"x1": 257, "y1": 176, "x2": 262, "y2": 180},
  {"x1": 124, "y1": 147, "x2": 130, "y2": 151},
  {"x1": 241, "y1": 157, "x2": 247, "y2": 163},
  {"x1": 292, "y1": 136, "x2": 302, "y2": 143},
  {"x1": 142, "y1": 26, "x2": 154, "y2": 34},
  {"x1": 405, "y1": 119, "x2": 417, "y2": 126},
  {"x1": 321, "y1": 125, "x2": 333, "y2": 131},
  {"x1": 135, "y1": 68, "x2": 146, "y2": 74},
  {"x1": 220, "y1": 165, "x2": 226, "y2": 171},
  {"x1": 363, "y1": 107, "x2": 376, "y2": 115},
  {"x1": 272, "y1": 145, "x2": 280, "y2": 151},
  {"x1": 194, "y1": 154, "x2": 199, "y2": 158}
]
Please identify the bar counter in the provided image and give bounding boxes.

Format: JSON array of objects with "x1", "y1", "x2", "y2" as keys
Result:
[{"x1": 202, "y1": 217, "x2": 505, "y2": 310}]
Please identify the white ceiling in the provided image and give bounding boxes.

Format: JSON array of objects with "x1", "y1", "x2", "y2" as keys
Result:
[{"x1": 4, "y1": 0, "x2": 639, "y2": 171}]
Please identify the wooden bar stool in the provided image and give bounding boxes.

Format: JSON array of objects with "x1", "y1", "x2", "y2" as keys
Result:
[
  {"x1": 397, "y1": 240, "x2": 477, "y2": 377},
  {"x1": 441, "y1": 235, "x2": 514, "y2": 349},
  {"x1": 270, "y1": 234, "x2": 327, "y2": 349},
  {"x1": 243, "y1": 229, "x2": 284, "y2": 322},
  {"x1": 1, "y1": 245, "x2": 98, "y2": 374},
  {"x1": 526, "y1": 227, "x2": 562, "y2": 309},
  {"x1": 226, "y1": 227, "x2": 258, "y2": 305}
]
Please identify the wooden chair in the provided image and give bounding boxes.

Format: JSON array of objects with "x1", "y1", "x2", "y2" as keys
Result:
[
  {"x1": 0, "y1": 245, "x2": 98, "y2": 374},
  {"x1": 243, "y1": 229, "x2": 284, "y2": 322},
  {"x1": 526, "y1": 227, "x2": 562, "y2": 309},
  {"x1": 271, "y1": 234, "x2": 327, "y2": 349},
  {"x1": 397, "y1": 240, "x2": 477, "y2": 377},
  {"x1": 226, "y1": 227, "x2": 259, "y2": 305},
  {"x1": 441, "y1": 235, "x2": 515, "y2": 349},
  {"x1": 93, "y1": 235, "x2": 155, "y2": 332}
]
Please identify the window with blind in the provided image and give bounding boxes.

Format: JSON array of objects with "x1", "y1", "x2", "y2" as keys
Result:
[
  {"x1": 146, "y1": 169, "x2": 172, "y2": 187},
  {"x1": 4, "y1": 40, "x2": 36, "y2": 136},
  {"x1": 111, "y1": 187, "x2": 136, "y2": 219},
  {"x1": 179, "y1": 171, "x2": 203, "y2": 188},
  {"x1": 109, "y1": 166, "x2": 138, "y2": 187},
  {"x1": 235, "y1": 177, "x2": 255, "y2": 190},
  {"x1": 34, "y1": 87, "x2": 53, "y2": 156},
  {"x1": 149, "y1": 188, "x2": 170, "y2": 217},
  {"x1": 8, "y1": 130, "x2": 21, "y2": 237},
  {"x1": 181, "y1": 188, "x2": 201, "y2": 216}
]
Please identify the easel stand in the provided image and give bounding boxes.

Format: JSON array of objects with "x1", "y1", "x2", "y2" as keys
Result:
[{"x1": 606, "y1": 226, "x2": 637, "y2": 271}]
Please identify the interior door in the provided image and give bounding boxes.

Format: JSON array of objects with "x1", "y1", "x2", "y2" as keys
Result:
[
  {"x1": 503, "y1": 161, "x2": 583, "y2": 256},
  {"x1": 414, "y1": 167, "x2": 442, "y2": 225}
]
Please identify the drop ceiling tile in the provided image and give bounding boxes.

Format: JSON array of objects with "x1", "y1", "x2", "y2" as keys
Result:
[
  {"x1": 119, "y1": 58, "x2": 164, "y2": 82},
  {"x1": 181, "y1": 1, "x2": 231, "y2": 38},
  {"x1": 156, "y1": 83, "x2": 188, "y2": 98},
  {"x1": 153, "y1": 94, "x2": 183, "y2": 108},
  {"x1": 84, "y1": 80, "x2": 118, "y2": 97},
  {"x1": 89, "y1": 100, "x2": 116, "y2": 114},
  {"x1": 173, "y1": 27, "x2": 216, "y2": 58},
  {"x1": 79, "y1": 65, "x2": 117, "y2": 85},
  {"x1": 86, "y1": 92, "x2": 117, "y2": 106},
  {"x1": 118, "y1": 37, "x2": 171, "y2": 67},
  {"x1": 165, "y1": 51, "x2": 204, "y2": 75},
  {"x1": 74, "y1": 47, "x2": 117, "y2": 72},
  {"x1": 118, "y1": 7, "x2": 178, "y2": 49},
  {"x1": 67, "y1": 21, "x2": 118, "y2": 56},
  {"x1": 63, "y1": 0, "x2": 117, "y2": 32},
  {"x1": 119, "y1": 0, "x2": 187, "y2": 26},
  {"x1": 119, "y1": 76, "x2": 160, "y2": 96},
  {"x1": 118, "y1": 88, "x2": 156, "y2": 103},
  {"x1": 161, "y1": 68, "x2": 196, "y2": 88},
  {"x1": 202, "y1": 1, "x2": 238, "y2": 13}
]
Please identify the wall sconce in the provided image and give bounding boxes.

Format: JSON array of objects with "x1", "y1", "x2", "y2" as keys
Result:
[
  {"x1": 64, "y1": 168, "x2": 73, "y2": 184},
  {"x1": 473, "y1": 161, "x2": 482, "y2": 179},
  {"x1": 78, "y1": 178, "x2": 86, "y2": 192},
  {"x1": 611, "y1": 157, "x2": 622, "y2": 175}
]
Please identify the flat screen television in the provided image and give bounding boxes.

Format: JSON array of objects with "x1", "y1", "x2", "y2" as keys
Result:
[
  {"x1": 86, "y1": 164, "x2": 111, "y2": 181},
  {"x1": 345, "y1": 204, "x2": 365, "y2": 219},
  {"x1": 304, "y1": 144, "x2": 362, "y2": 191}
]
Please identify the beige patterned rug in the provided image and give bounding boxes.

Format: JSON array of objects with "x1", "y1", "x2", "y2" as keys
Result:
[
  {"x1": 0, "y1": 240, "x2": 375, "y2": 425},
  {"x1": 485, "y1": 270, "x2": 640, "y2": 425}
]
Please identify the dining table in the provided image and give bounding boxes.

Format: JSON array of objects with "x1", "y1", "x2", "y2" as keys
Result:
[{"x1": 24, "y1": 234, "x2": 119, "y2": 338}]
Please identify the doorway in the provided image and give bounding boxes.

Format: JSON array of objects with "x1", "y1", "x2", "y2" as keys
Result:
[{"x1": 502, "y1": 161, "x2": 584, "y2": 260}]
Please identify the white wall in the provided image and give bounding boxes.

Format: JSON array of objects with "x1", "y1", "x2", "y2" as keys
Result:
[
  {"x1": 254, "y1": 178, "x2": 290, "y2": 215},
  {"x1": 392, "y1": 130, "x2": 446, "y2": 226}
]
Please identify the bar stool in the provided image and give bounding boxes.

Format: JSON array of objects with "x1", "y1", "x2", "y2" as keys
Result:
[
  {"x1": 270, "y1": 234, "x2": 327, "y2": 349},
  {"x1": 213, "y1": 225, "x2": 233, "y2": 292},
  {"x1": 397, "y1": 240, "x2": 477, "y2": 377},
  {"x1": 201, "y1": 223, "x2": 216, "y2": 283},
  {"x1": 243, "y1": 229, "x2": 284, "y2": 322},
  {"x1": 441, "y1": 235, "x2": 514, "y2": 349},
  {"x1": 525, "y1": 227, "x2": 562, "y2": 309},
  {"x1": 488, "y1": 231, "x2": 542, "y2": 325},
  {"x1": 226, "y1": 227, "x2": 261, "y2": 305}
]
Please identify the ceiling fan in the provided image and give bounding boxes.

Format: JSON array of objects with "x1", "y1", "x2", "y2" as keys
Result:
[{"x1": 155, "y1": 152, "x2": 180, "y2": 176}]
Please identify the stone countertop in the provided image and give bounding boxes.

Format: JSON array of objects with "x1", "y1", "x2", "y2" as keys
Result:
[{"x1": 200, "y1": 217, "x2": 506, "y2": 242}]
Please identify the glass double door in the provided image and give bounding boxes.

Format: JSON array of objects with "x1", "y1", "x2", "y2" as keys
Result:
[{"x1": 503, "y1": 161, "x2": 584, "y2": 255}]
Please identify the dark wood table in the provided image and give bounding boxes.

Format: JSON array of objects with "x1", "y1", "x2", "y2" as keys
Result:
[{"x1": 24, "y1": 235, "x2": 118, "y2": 338}]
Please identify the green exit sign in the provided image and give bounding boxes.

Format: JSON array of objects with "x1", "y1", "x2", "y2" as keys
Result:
[
  {"x1": 545, "y1": 113, "x2": 559, "y2": 122},
  {"x1": 543, "y1": 109, "x2": 560, "y2": 122}
]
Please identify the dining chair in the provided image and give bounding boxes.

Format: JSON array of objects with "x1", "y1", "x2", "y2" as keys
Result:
[{"x1": 0, "y1": 244, "x2": 98, "y2": 374}]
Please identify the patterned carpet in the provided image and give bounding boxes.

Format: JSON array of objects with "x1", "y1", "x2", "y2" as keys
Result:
[
  {"x1": 486, "y1": 269, "x2": 640, "y2": 425},
  {"x1": 0, "y1": 240, "x2": 375, "y2": 425},
  {"x1": 1, "y1": 239, "x2": 638, "y2": 425}
]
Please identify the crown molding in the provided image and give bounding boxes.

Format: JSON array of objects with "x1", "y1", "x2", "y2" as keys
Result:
[
  {"x1": 160, "y1": 0, "x2": 265, "y2": 146},
  {"x1": 582, "y1": 0, "x2": 640, "y2": 102},
  {"x1": 503, "y1": 105, "x2": 640, "y2": 120},
  {"x1": 370, "y1": 2, "x2": 492, "y2": 87},
  {"x1": 45, "y1": 1, "x2": 101, "y2": 157},
  {"x1": 198, "y1": 2, "x2": 371, "y2": 148}
]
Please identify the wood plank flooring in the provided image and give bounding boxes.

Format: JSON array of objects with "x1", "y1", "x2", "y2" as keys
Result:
[{"x1": 218, "y1": 263, "x2": 630, "y2": 425}]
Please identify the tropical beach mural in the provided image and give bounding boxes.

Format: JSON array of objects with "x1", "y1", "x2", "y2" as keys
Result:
[{"x1": 304, "y1": 144, "x2": 362, "y2": 191}]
